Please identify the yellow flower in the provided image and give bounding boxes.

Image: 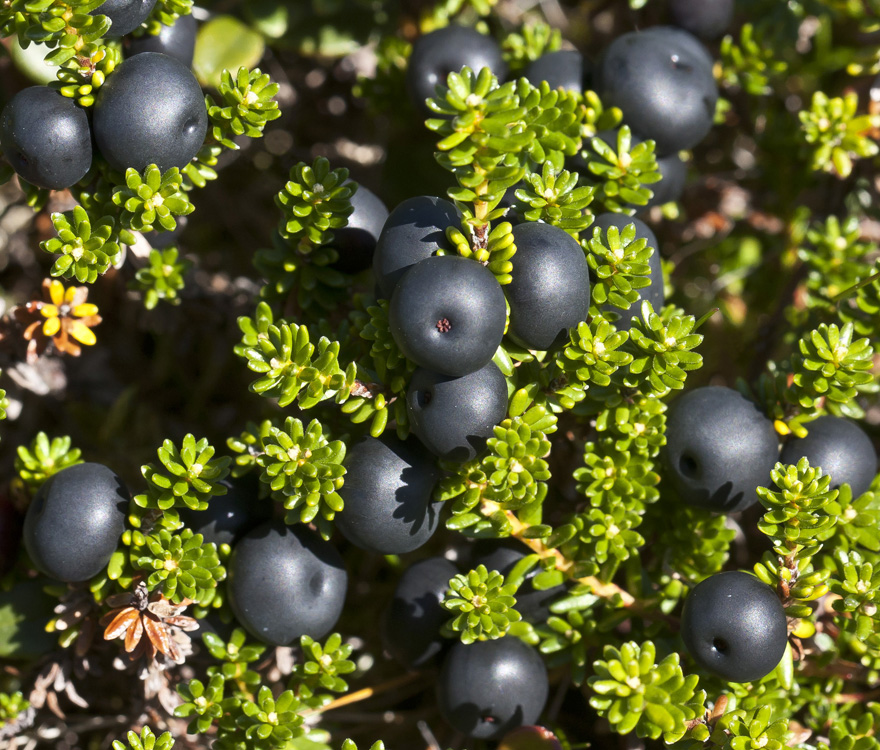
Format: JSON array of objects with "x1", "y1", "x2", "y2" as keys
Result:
[{"x1": 18, "y1": 278, "x2": 102, "y2": 361}]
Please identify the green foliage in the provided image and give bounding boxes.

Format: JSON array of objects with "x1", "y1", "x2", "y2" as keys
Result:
[
  {"x1": 51, "y1": 43, "x2": 120, "y2": 107},
  {"x1": 581, "y1": 126, "x2": 661, "y2": 213},
  {"x1": 235, "y1": 301, "x2": 356, "y2": 409},
  {"x1": 536, "y1": 587, "x2": 601, "y2": 684},
  {"x1": 256, "y1": 416, "x2": 346, "y2": 538},
  {"x1": 144, "y1": 0, "x2": 193, "y2": 32},
  {"x1": 203, "y1": 627, "x2": 266, "y2": 691},
  {"x1": 817, "y1": 709, "x2": 880, "y2": 750},
  {"x1": 588, "y1": 641, "x2": 705, "y2": 743},
  {"x1": 41, "y1": 205, "x2": 121, "y2": 283},
  {"x1": 2, "y1": 0, "x2": 110, "y2": 67},
  {"x1": 787, "y1": 322, "x2": 875, "y2": 415},
  {"x1": 133, "y1": 527, "x2": 225, "y2": 604},
  {"x1": 757, "y1": 458, "x2": 839, "y2": 559},
  {"x1": 237, "y1": 686, "x2": 304, "y2": 748},
  {"x1": 207, "y1": 67, "x2": 281, "y2": 149},
  {"x1": 443, "y1": 564, "x2": 521, "y2": 643},
  {"x1": 112, "y1": 726, "x2": 175, "y2": 750},
  {"x1": 513, "y1": 162, "x2": 594, "y2": 236},
  {"x1": 753, "y1": 551, "x2": 830, "y2": 619},
  {"x1": 133, "y1": 246, "x2": 191, "y2": 310},
  {"x1": 554, "y1": 316, "x2": 633, "y2": 405},
  {"x1": 291, "y1": 633, "x2": 356, "y2": 695},
  {"x1": 112, "y1": 165, "x2": 194, "y2": 234},
  {"x1": 683, "y1": 706, "x2": 790, "y2": 749},
  {"x1": 586, "y1": 222, "x2": 657, "y2": 313},
  {"x1": 624, "y1": 303, "x2": 705, "y2": 396},
  {"x1": 719, "y1": 24, "x2": 787, "y2": 95},
  {"x1": 501, "y1": 22, "x2": 562, "y2": 72},
  {"x1": 799, "y1": 214, "x2": 874, "y2": 303},
  {"x1": 435, "y1": 406, "x2": 557, "y2": 535},
  {"x1": 0, "y1": 691, "x2": 29, "y2": 724},
  {"x1": 799, "y1": 91, "x2": 880, "y2": 178},
  {"x1": 595, "y1": 394, "x2": 667, "y2": 457},
  {"x1": 15, "y1": 431, "x2": 82, "y2": 491},
  {"x1": 175, "y1": 674, "x2": 226, "y2": 734},
  {"x1": 255, "y1": 157, "x2": 353, "y2": 307},
  {"x1": 828, "y1": 549, "x2": 880, "y2": 647},
  {"x1": 134, "y1": 434, "x2": 231, "y2": 520}
]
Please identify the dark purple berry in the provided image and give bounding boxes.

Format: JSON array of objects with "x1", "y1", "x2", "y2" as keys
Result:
[
  {"x1": 0, "y1": 86, "x2": 92, "y2": 190},
  {"x1": 780, "y1": 416, "x2": 876, "y2": 498},
  {"x1": 227, "y1": 521, "x2": 347, "y2": 645},
  {"x1": 596, "y1": 27, "x2": 718, "y2": 155},
  {"x1": 663, "y1": 386, "x2": 779, "y2": 513},
  {"x1": 179, "y1": 475, "x2": 272, "y2": 547},
  {"x1": 23, "y1": 463, "x2": 129, "y2": 582},
  {"x1": 407, "y1": 362, "x2": 508, "y2": 462},
  {"x1": 407, "y1": 26, "x2": 506, "y2": 114},
  {"x1": 669, "y1": 0, "x2": 735, "y2": 40},
  {"x1": 123, "y1": 13, "x2": 197, "y2": 67},
  {"x1": 681, "y1": 570, "x2": 788, "y2": 683},
  {"x1": 390, "y1": 255, "x2": 507, "y2": 377},
  {"x1": 382, "y1": 556, "x2": 458, "y2": 668},
  {"x1": 373, "y1": 196, "x2": 460, "y2": 298},
  {"x1": 522, "y1": 49, "x2": 586, "y2": 93},
  {"x1": 336, "y1": 436, "x2": 443, "y2": 555},
  {"x1": 438, "y1": 637, "x2": 549, "y2": 739},
  {"x1": 93, "y1": 52, "x2": 207, "y2": 172},
  {"x1": 506, "y1": 222, "x2": 591, "y2": 350},
  {"x1": 329, "y1": 184, "x2": 389, "y2": 274},
  {"x1": 92, "y1": 0, "x2": 158, "y2": 37}
]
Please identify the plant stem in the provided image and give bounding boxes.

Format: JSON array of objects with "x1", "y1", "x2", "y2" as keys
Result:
[{"x1": 301, "y1": 672, "x2": 424, "y2": 716}]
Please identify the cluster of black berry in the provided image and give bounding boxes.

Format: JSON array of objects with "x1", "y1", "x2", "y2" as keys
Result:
[{"x1": 0, "y1": 0, "x2": 202, "y2": 190}]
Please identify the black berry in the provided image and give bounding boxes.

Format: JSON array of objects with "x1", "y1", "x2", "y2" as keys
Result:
[
  {"x1": 437, "y1": 637, "x2": 549, "y2": 739},
  {"x1": 591, "y1": 212, "x2": 664, "y2": 330},
  {"x1": 407, "y1": 362, "x2": 508, "y2": 462},
  {"x1": 23, "y1": 463, "x2": 129, "y2": 582},
  {"x1": 663, "y1": 386, "x2": 779, "y2": 513},
  {"x1": 227, "y1": 521, "x2": 347, "y2": 645},
  {"x1": 0, "y1": 86, "x2": 93, "y2": 190},
  {"x1": 336, "y1": 436, "x2": 443, "y2": 555},
  {"x1": 669, "y1": 0, "x2": 735, "y2": 40},
  {"x1": 506, "y1": 222, "x2": 591, "y2": 350},
  {"x1": 92, "y1": 0, "x2": 157, "y2": 36},
  {"x1": 178, "y1": 475, "x2": 272, "y2": 547},
  {"x1": 407, "y1": 26, "x2": 506, "y2": 114},
  {"x1": 123, "y1": 13, "x2": 197, "y2": 67},
  {"x1": 382, "y1": 556, "x2": 458, "y2": 669},
  {"x1": 780, "y1": 415, "x2": 877, "y2": 498},
  {"x1": 522, "y1": 49, "x2": 586, "y2": 93},
  {"x1": 93, "y1": 52, "x2": 207, "y2": 172},
  {"x1": 373, "y1": 195, "x2": 459, "y2": 298},
  {"x1": 681, "y1": 570, "x2": 788, "y2": 683},
  {"x1": 390, "y1": 255, "x2": 507, "y2": 377},
  {"x1": 596, "y1": 26, "x2": 718, "y2": 155},
  {"x1": 329, "y1": 184, "x2": 389, "y2": 274}
]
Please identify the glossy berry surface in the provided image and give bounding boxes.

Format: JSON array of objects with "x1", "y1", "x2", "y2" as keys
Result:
[
  {"x1": 437, "y1": 637, "x2": 549, "y2": 739},
  {"x1": 93, "y1": 52, "x2": 207, "y2": 172},
  {"x1": 382, "y1": 556, "x2": 458, "y2": 669},
  {"x1": 123, "y1": 13, "x2": 197, "y2": 67},
  {"x1": 780, "y1": 415, "x2": 877, "y2": 498},
  {"x1": 0, "y1": 86, "x2": 93, "y2": 190},
  {"x1": 329, "y1": 184, "x2": 389, "y2": 274},
  {"x1": 523, "y1": 49, "x2": 586, "y2": 93},
  {"x1": 647, "y1": 149, "x2": 688, "y2": 207},
  {"x1": 681, "y1": 571, "x2": 788, "y2": 683},
  {"x1": 23, "y1": 462, "x2": 129, "y2": 582},
  {"x1": 227, "y1": 521, "x2": 347, "y2": 645},
  {"x1": 663, "y1": 386, "x2": 779, "y2": 513},
  {"x1": 468, "y1": 540, "x2": 565, "y2": 622},
  {"x1": 591, "y1": 212, "x2": 664, "y2": 330},
  {"x1": 407, "y1": 26, "x2": 506, "y2": 114},
  {"x1": 506, "y1": 222, "x2": 591, "y2": 350},
  {"x1": 373, "y1": 196, "x2": 459, "y2": 297},
  {"x1": 92, "y1": 0, "x2": 158, "y2": 36},
  {"x1": 596, "y1": 26, "x2": 718, "y2": 155},
  {"x1": 178, "y1": 475, "x2": 272, "y2": 547},
  {"x1": 336, "y1": 436, "x2": 443, "y2": 554},
  {"x1": 669, "y1": 0, "x2": 735, "y2": 40},
  {"x1": 390, "y1": 255, "x2": 507, "y2": 377},
  {"x1": 407, "y1": 362, "x2": 508, "y2": 462}
]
